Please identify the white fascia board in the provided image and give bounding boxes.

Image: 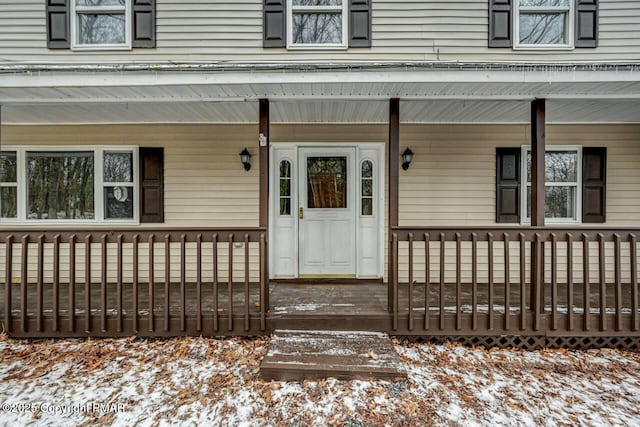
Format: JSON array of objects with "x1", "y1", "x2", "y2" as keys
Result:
[{"x1": 1, "y1": 69, "x2": 640, "y2": 89}]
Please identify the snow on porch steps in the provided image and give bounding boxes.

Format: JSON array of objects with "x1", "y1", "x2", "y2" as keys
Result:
[{"x1": 260, "y1": 330, "x2": 408, "y2": 381}]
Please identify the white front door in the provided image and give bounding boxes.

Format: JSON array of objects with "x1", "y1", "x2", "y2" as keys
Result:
[{"x1": 298, "y1": 147, "x2": 356, "y2": 276}]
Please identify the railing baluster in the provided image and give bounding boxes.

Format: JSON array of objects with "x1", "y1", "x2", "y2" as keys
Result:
[
  {"x1": 213, "y1": 233, "x2": 219, "y2": 332},
  {"x1": 69, "y1": 235, "x2": 76, "y2": 333},
  {"x1": 471, "y1": 232, "x2": 478, "y2": 331},
  {"x1": 37, "y1": 235, "x2": 44, "y2": 332},
  {"x1": 164, "y1": 234, "x2": 171, "y2": 333},
  {"x1": 244, "y1": 234, "x2": 250, "y2": 332},
  {"x1": 4, "y1": 235, "x2": 13, "y2": 334},
  {"x1": 614, "y1": 234, "x2": 622, "y2": 332},
  {"x1": 455, "y1": 233, "x2": 462, "y2": 331},
  {"x1": 117, "y1": 234, "x2": 123, "y2": 333},
  {"x1": 392, "y1": 233, "x2": 399, "y2": 331},
  {"x1": 519, "y1": 233, "x2": 526, "y2": 331},
  {"x1": 550, "y1": 233, "x2": 557, "y2": 331},
  {"x1": 132, "y1": 235, "x2": 139, "y2": 334},
  {"x1": 408, "y1": 233, "x2": 414, "y2": 332},
  {"x1": 196, "y1": 234, "x2": 202, "y2": 332},
  {"x1": 567, "y1": 233, "x2": 574, "y2": 332},
  {"x1": 424, "y1": 233, "x2": 430, "y2": 331},
  {"x1": 582, "y1": 233, "x2": 590, "y2": 332},
  {"x1": 598, "y1": 233, "x2": 606, "y2": 332},
  {"x1": 631, "y1": 234, "x2": 638, "y2": 332},
  {"x1": 488, "y1": 233, "x2": 494, "y2": 331},
  {"x1": 148, "y1": 234, "x2": 155, "y2": 333},
  {"x1": 84, "y1": 235, "x2": 91, "y2": 334},
  {"x1": 180, "y1": 234, "x2": 186, "y2": 332},
  {"x1": 101, "y1": 235, "x2": 107, "y2": 333},
  {"x1": 439, "y1": 233, "x2": 445, "y2": 331},
  {"x1": 228, "y1": 234, "x2": 234, "y2": 331},
  {"x1": 534, "y1": 233, "x2": 543, "y2": 332},
  {"x1": 20, "y1": 235, "x2": 27, "y2": 333},
  {"x1": 504, "y1": 233, "x2": 510, "y2": 331},
  {"x1": 260, "y1": 233, "x2": 267, "y2": 331},
  {"x1": 53, "y1": 235, "x2": 60, "y2": 332}
]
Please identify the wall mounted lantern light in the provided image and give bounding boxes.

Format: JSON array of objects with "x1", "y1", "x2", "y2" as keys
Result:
[
  {"x1": 401, "y1": 147, "x2": 414, "y2": 171},
  {"x1": 240, "y1": 148, "x2": 251, "y2": 171}
]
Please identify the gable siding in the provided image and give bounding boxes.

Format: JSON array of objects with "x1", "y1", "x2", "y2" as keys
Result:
[{"x1": 0, "y1": 0, "x2": 638, "y2": 63}]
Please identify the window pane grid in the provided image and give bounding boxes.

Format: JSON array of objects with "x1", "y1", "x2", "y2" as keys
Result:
[
  {"x1": 361, "y1": 160, "x2": 373, "y2": 216},
  {"x1": 279, "y1": 160, "x2": 292, "y2": 216}
]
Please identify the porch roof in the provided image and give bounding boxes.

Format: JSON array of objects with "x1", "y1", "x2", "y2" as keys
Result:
[{"x1": 0, "y1": 65, "x2": 639, "y2": 124}]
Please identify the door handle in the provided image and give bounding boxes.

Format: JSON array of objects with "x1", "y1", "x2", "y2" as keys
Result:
[{"x1": 299, "y1": 207, "x2": 304, "y2": 219}]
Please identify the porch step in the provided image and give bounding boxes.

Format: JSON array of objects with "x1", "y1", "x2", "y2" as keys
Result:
[{"x1": 260, "y1": 329, "x2": 407, "y2": 381}]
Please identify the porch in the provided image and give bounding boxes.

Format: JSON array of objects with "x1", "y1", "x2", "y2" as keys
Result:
[{"x1": 1, "y1": 227, "x2": 639, "y2": 349}]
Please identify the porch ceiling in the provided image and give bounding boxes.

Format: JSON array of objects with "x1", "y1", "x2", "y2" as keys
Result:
[
  {"x1": 0, "y1": 68, "x2": 639, "y2": 124},
  {"x1": 2, "y1": 99, "x2": 639, "y2": 125}
]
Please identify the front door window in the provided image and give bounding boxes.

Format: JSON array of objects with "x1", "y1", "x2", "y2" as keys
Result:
[{"x1": 306, "y1": 156, "x2": 347, "y2": 209}]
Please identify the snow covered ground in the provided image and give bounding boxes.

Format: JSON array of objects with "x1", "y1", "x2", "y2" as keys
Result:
[{"x1": 0, "y1": 334, "x2": 639, "y2": 426}]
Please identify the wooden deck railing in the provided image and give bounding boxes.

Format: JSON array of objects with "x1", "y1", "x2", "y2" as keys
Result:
[
  {"x1": 0, "y1": 228, "x2": 267, "y2": 337},
  {"x1": 390, "y1": 227, "x2": 640, "y2": 337}
]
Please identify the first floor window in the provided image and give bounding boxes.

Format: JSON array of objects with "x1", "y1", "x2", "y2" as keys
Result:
[
  {"x1": 515, "y1": 0, "x2": 572, "y2": 48},
  {"x1": 289, "y1": 0, "x2": 347, "y2": 48},
  {"x1": 523, "y1": 146, "x2": 580, "y2": 223},
  {"x1": 0, "y1": 147, "x2": 138, "y2": 223},
  {"x1": 0, "y1": 151, "x2": 17, "y2": 219},
  {"x1": 72, "y1": 0, "x2": 130, "y2": 49}
]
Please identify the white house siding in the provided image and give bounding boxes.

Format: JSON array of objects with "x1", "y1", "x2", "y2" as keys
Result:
[
  {"x1": 397, "y1": 124, "x2": 640, "y2": 286},
  {"x1": 0, "y1": 0, "x2": 638, "y2": 63}
]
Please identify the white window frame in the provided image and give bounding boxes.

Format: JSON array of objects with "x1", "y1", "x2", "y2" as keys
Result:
[
  {"x1": 71, "y1": 0, "x2": 132, "y2": 51},
  {"x1": 359, "y1": 158, "x2": 374, "y2": 217},
  {"x1": 0, "y1": 151, "x2": 18, "y2": 220},
  {"x1": 521, "y1": 145, "x2": 582, "y2": 225},
  {"x1": 0, "y1": 146, "x2": 139, "y2": 225},
  {"x1": 287, "y1": 0, "x2": 348, "y2": 50},
  {"x1": 514, "y1": 0, "x2": 574, "y2": 50},
  {"x1": 279, "y1": 159, "x2": 293, "y2": 216}
]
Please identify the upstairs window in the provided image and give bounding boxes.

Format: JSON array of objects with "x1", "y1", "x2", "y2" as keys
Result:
[
  {"x1": 72, "y1": 0, "x2": 131, "y2": 49},
  {"x1": 515, "y1": 0, "x2": 572, "y2": 48},
  {"x1": 288, "y1": 0, "x2": 347, "y2": 48}
]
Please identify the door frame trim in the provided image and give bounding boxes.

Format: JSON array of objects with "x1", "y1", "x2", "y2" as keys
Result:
[{"x1": 269, "y1": 142, "x2": 385, "y2": 279}]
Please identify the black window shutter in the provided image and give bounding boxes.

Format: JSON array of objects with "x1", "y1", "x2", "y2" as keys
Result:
[
  {"x1": 46, "y1": 0, "x2": 70, "y2": 49},
  {"x1": 349, "y1": 0, "x2": 371, "y2": 48},
  {"x1": 132, "y1": 0, "x2": 155, "y2": 48},
  {"x1": 488, "y1": 0, "x2": 512, "y2": 48},
  {"x1": 576, "y1": 0, "x2": 598, "y2": 48},
  {"x1": 264, "y1": 0, "x2": 286, "y2": 48},
  {"x1": 140, "y1": 147, "x2": 164, "y2": 223},
  {"x1": 496, "y1": 147, "x2": 520, "y2": 223},
  {"x1": 582, "y1": 147, "x2": 606, "y2": 223}
]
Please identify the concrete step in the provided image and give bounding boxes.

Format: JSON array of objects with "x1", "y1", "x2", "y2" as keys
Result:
[{"x1": 260, "y1": 329, "x2": 408, "y2": 381}]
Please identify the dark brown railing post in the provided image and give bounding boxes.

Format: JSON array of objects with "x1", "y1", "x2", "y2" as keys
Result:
[
  {"x1": 69, "y1": 235, "x2": 76, "y2": 333},
  {"x1": 631, "y1": 234, "x2": 638, "y2": 332},
  {"x1": 4, "y1": 235, "x2": 13, "y2": 334},
  {"x1": 132, "y1": 234, "x2": 139, "y2": 334},
  {"x1": 582, "y1": 233, "x2": 590, "y2": 332},
  {"x1": 148, "y1": 234, "x2": 155, "y2": 333},
  {"x1": 519, "y1": 233, "x2": 526, "y2": 331},
  {"x1": 439, "y1": 232, "x2": 446, "y2": 331},
  {"x1": 550, "y1": 233, "x2": 557, "y2": 331},
  {"x1": 471, "y1": 232, "x2": 478, "y2": 331},
  {"x1": 503, "y1": 233, "x2": 510, "y2": 331},
  {"x1": 196, "y1": 234, "x2": 202, "y2": 333},
  {"x1": 100, "y1": 235, "x2": 107, "y2": 333},
  {"x1": 260, "y1": 233, "x2": 267, "y2": 331},
  {"x1": 180, "y1": 234, "x2": 186, "y2": 332},
  {"x1": 164, "y1": 234, "x2": 171, "y2": 333},
  {"x1": 37, "y1": 234, "x2": 44, "y2": 332},
  {"x1": 228, "y1": 234, "x2": 234, "y2": 331},
  {"x1": 408, "y1": 233, "x2": 414, "y2": 331},
  {"x1": 213, "y1": 233, "x2": 219, "y2": 332},
  {"x1": 117, "y1": 234, "x2": 123, "y2": 333},
  {"x1": 598, "y1": 233, "x2": 606, "y2": 332},
  {"x1": 20, "y1": 235, "x2": 27, "y2": 334},
  {"x1": 487, "y1": 232, "x2": 494, "y2": 331},
  {"x1": 84, "y1": 234, "x2": 91, "y2": 334},
  {"x1": 244, "y1": 233, "x2": 250, "y2": 332},
  {"x1": 455, "y1": 233, "x2": 462, "y2": 331},
  {"x1": 53, "y1": 234, "x2": 60, "y2": 332},
  {"x1": 424, "y1": 233, "x2": 430, "y2": 331},
  {"x1": 391, "y1": 232, "x2": 398, "y2": 331},
  {"x1": 614, "y1": 234, "x2": 622, "y2": 332},
  {"x1": 566, "y1": 233, "x2": 574, "y2": 332}
]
